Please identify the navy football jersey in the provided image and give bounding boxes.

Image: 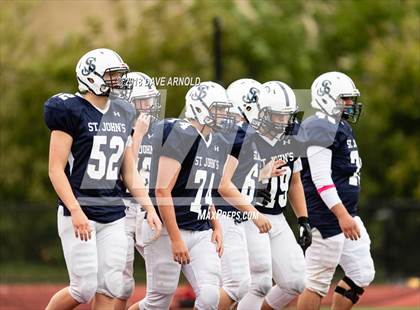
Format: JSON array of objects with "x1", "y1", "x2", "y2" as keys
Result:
[
  {"x1": 214, "y1": 122, "x2": 262, "y2": 213},
  {"x1": 137, "y1": 122, "x2": 158, "y2": 190},
  {"x1": 299, "y1": 112, "x2": 362, "y2": 238},
  {"x1": 121, "y1": 121, "x2": 157, "y2": 201},
  {"x1": 44, "y1": 93, "x2": 135, "y2": 223},
  {"x1": 254, "y1": 134, "x2": 301, "y2": 215},
  {"x1": 148, "y1": 119, "x2": 226, "y2": 231}
]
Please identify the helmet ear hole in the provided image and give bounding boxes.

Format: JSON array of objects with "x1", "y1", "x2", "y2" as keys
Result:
[
  {"x1": 246, "y1": 106, "x2": 252, "y2": 111},
  {"x1": 87, "y1": 78, "x2": 94, "y2": 84},
  {"x1": 196, "y1": 107, "x2": 202, "y2": 113}
]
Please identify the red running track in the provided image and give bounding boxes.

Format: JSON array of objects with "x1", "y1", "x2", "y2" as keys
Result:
[{"x1": 0, "y1": 284, "x2": 419, "y2": 309}]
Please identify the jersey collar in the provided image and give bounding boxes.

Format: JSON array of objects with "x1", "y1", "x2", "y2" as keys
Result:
[
  {"x1": 184, "y1": 119, "x2": 213, "y2": 148},
  {"x1": 260, "y1": 134, "x2": 278, "y2": 147},
  {"x1": 76, "y1": 92, "x2": 110, "y2": 115}
]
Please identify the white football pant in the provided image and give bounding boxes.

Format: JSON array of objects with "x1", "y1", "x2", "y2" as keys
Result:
[
  {"x1": 57, "y1": 205, "x2": 128, "y2": 303},
  {"x1": 238, "y1": 213, "x2": 306, "y2": 310},
  {"x1": 140, "y1": 223, "x2": 221, "y2": 310},
  {"x1": 219, "y1": 214, "x2": 251, "y2": 302},
  {"x1": 305, "y1": 216, "x2": 375, "y2": 297}
]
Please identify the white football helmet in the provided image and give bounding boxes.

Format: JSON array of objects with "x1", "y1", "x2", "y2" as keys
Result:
[
  {"x1": 127, "y1": 72, "x2": 161, "y2": 121},
  {"x1": 185, "y1": 81, "x2": 233, "y2": 132},
  {"x1": 76, "y1": 48, "x2": 131, "y2": 97},
  {"x1": 260, "y1": 81, "x2": 299, "y2": 137},
  {"x1": 311, "y1": 71, "x2": 362, "y2": 123},
  {"x1": 226, "y1": 78, "x2": 263, "y2": 129}
]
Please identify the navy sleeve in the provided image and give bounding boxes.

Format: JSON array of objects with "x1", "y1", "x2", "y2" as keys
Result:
[
  {"x1": 127, "y1": 101, "x2": 136, "y2": 130},
  {"x1": 44, "y1": 96, "x2": 78, "y2": 137},
  {"x1": 230, "y1": 127, "x2": 245, "y2": 159},
  {"x1": 297, "y1": 116, "x2": 339, "y2": 149},
  {"x1": 160, "y1": 121, "x2": 195, "y2": 163}
]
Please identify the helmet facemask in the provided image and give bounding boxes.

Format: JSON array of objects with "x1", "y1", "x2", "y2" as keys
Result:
[
  {"x1": 131, "y1": 93, "x2": 161, "y2": 123},
  {"x1": 103, "y1": 68, "x2": 133, "y2": 100},
  {"x1": 204, "y1": 101, "x2": 235, "y2": 133},
  {"x1": 339, "y1": 95, "x2": 362, "y2": 123},
  {"x1": 259, "y1": 107, "x2": 299, "y2": 139}
]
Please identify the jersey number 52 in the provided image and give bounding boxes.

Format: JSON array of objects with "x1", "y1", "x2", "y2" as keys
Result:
[{"x1": 87, "y1": 136, "x2": 125, "y2": 180}]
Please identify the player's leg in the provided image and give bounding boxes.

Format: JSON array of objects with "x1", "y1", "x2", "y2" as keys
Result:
[
  {"x1": 218, "y1": 215, "x2": 251, "y2": 309},
  {"x1": 46, "y1": 287, "x2": 80, "y2": 310},
  {"x1": 46, "y1": 206, "x2": 98, "y2": 309},
  {"x1": 115, "y1": 202, "x2": 137, "y2": 310},
  {"x1": 263, "y1": 214, "x2": 306, "y2": 310},
  {"x1": 95, "y1": 217, "x2": 128, "y2": 309},
  {"x1": 332, "y1": 216, "x2": 375, "y2": 310},
  {"x1": 237, "y1": 219, "x2": 272, "y2": 310},
  {"x1": 129, "y1": 224, "x2": 181, "y2": 310},
  {"x1": 182, "y1": 229, "x2": 222, "y2": 310},
  {"x1": 297, "y1": 228, "x2": 344, "y2": 310}
]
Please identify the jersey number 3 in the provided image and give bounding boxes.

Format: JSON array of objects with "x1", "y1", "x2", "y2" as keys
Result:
[{"x1": 349, "y1": 150, "x2": 362, "y2": 186}]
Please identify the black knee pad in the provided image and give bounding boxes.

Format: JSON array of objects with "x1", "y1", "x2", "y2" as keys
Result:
[{"x1": 334, "y1": 276, "x2": 365, "y2": 304}]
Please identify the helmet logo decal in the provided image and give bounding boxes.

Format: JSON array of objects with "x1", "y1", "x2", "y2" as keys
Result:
[
  {"x1": 81, "y1": 57, "x2": 96, "y2": 76},
  {"x1": 190, "y1": 84, "x2": 209, "y2": 100},
  {"x1": 243, "y1": 87, "x2": 259, "y2": 103},
  {"x1": 317, "y1": 80, "x2": 331, "y2": 96}
]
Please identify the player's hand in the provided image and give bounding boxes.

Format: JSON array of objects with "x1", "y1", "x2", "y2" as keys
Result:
[
  {"x1": 134, "y1": 113, "x2": 151, "y2": 137},
  {"x1": 271, "y1": 159, "x2": 287, "y2": 177},
  {"x1": 338, "y1": 214, "x2": 361, "y2": 240},
  {"x1": 297, "y1": 216, "x2": 312, "y2": 252},
  {"x1": 146, "y1": 210, "x2": 162, "y2": 241},
  {"x1": 260, "y1": 159, "x2": 286, "y2": 181},
  {"x1": 211, "y1": 227, "x2": 223, "y2": 257},
  {"x1": 171, "y1": 239, "x2": 190, "y2": 265},
  {"x1": 254, "y1": 187, "x2": 271, "y2": 207},
  {"x1": 252, "y1": 212, "x2": 272, "y2": 233},
  {"x1": 70, "y1": 208, "x2": 92, "y2": 241}
]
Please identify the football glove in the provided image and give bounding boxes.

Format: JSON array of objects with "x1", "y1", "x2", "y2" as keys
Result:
[{"x1": 297, "y1": 216, "x2": 312, "y2": 253}]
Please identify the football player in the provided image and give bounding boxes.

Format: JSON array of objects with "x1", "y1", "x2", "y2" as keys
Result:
[
  {"x1": 234, "y1": 81, "x2": 309, "y2": 310},
  {"x1": 44, "y1": 48, "x2": 161, "y2": 310},
  {"x1": 128, "y1": 82, "x2": 230, "y2": 310},
  {"x1": 296, "y1": 72, "x2": 375, "y2": 310},
  {"x1": 217, "y1": 78, "x2": 273, "y2": 310},
  {"x1": 115, "y1": 72, "x2": 162, "y2": 310}
]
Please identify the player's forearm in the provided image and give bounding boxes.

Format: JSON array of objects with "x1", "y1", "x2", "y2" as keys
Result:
[
  {"x1": 218, "y1": 155, "x2": 257, "y2": 212},
  {"x1": 330, "y1": 203, "x2": 351, "y2": 220},
  {"x1": 131, "y1": 131, "x2": 145, "y2": 162},
  {"x1": 288, "y1": 173, "x2": 308, "y2": 218},
  {"x1": 122, "y1": 147, "x2": 155, "y2": 212},
  {"x1": 124, "y1": 171, "x2": 155, "y2": 213},
  {"x1": 48, "y1": 167, "x2": 81, "y2": 213},
  {"x1": 209, "y1": 205, "x2": 221, "y2": 230},
  {"x1": 129, "y1": 186, "x2": 155, "y2": 213},
  {"x1": 218, "y1": 182, "x2": 258, "y2": 213},
  {"x1": 156, "y1": 189, "x2": 182, "y2": 242}
]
